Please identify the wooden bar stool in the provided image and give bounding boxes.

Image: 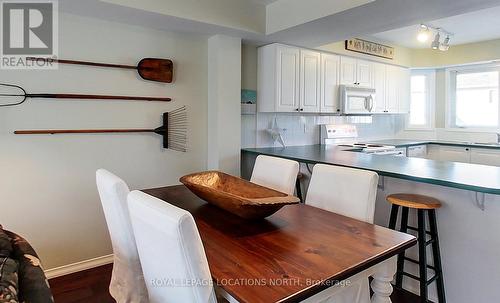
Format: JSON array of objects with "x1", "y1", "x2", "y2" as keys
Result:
[{"x1": 387, "y1": 194, "x2": 446, "y2": 303}]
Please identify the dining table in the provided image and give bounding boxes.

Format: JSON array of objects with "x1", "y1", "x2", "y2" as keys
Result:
[{"x1": 143, "y1": 185, "x2": 417, "y2": 303}]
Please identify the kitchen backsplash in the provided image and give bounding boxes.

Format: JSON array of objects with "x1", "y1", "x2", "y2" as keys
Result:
[{"x1": 242, "y1": 113, "x2": 401, "y2": 148}]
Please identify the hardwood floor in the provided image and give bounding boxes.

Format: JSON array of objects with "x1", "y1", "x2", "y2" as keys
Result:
[
  {"x1": 49, "y1": 264, "x2": 420, "y2": 303},
  {"x1": 49, "y1": 264, "x2": 115, "y2": 303}
]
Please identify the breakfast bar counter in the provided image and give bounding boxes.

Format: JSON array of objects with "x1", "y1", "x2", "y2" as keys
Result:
[
  {"x1": 242, "y1": 144, "x2": 500, "y2": 195},
  {"x1": 242, "y1": 144, "x2": 500, "y2": 302}
]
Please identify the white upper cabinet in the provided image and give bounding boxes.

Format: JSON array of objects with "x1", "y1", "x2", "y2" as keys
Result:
[
  {"x1": 385, "y1": 65, "x2": 400, "y2": 113},
  {"x1": 356, "y1": 59, "x2": 374, "y2": 87},
  {"x1": 340, "y1": 57, "x2": 373, "y2": 87},
  {"x1": 276, "y1": 45, "x2": 300, "y2": 112},
  {"x1": 257, "y1": 43, "x2": 409, "y2": 114},
  {"x1": 300, "y1": 49, "x2": 321, "y2": 113},
  {"x1": 372, "y1": 62, "x2": 387, "y2": 113},
  {"x1": 340, "y1": 57, "x2": 357, "y2": 85},
  {"x1": 320, "y1": 53, "x2": 340, "y2": 113}
]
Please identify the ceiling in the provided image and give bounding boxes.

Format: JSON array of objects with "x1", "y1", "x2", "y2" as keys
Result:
[
  {"x1": 248, "y1": 0, "x2": 278, "y2": 5},
  {"x1": 372, "y1": 5, "x2": 500, "y2": 48},
  {"x1": 60, "y1": 0, "x2": 500, "y2": 48}
]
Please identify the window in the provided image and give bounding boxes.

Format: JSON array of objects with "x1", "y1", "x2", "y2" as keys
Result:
[
  {"x1": 448, "y1": 66, "x2": 500, "y2": 129},
  {"x1": 407, "y1": 70, "x2": 435, "y2": 129}
]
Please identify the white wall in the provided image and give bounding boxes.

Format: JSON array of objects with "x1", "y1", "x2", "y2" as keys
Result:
[
  {"x1": 207, "y1": 35, "x2": 242, "y2": 175},
  {"x1": 0, "y1": 13, "x2": 208, "y2": 269}
]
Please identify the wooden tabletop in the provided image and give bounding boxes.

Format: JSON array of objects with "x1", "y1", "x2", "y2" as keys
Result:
[{"x1": 144, "y1": 185, "x2": 416, "y2": 303}]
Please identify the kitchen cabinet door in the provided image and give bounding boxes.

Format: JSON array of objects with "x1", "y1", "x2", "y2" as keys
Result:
[
  {"x1": 470, "y1": 148, "x2": 500, "y2": 166},
  {"x1": 398, "y1": 67, "x2": 411, "y2": 114},
  {"x1": 356, "y1": 59, "x2": 374, "y2": 87},
  {"x1": 340, "y1": 56, "x2": 357, "y2": 85},
  {"x1": 320, "y1": 53, "x2": 340, "y2": 113},
  {"x1": 429, "y1": 145, "x2": 471, "y2": 163},
  {"x1": 276, "y1": 45, "x2": 300, "y2": 112},
  {"x1": 300, "y1": 50, "x2": 321, "y2": 113},
  {"x1": 385, "y1": 65, "x2": 399, "y2": 113},
  {"x1": 372, "y1": 62, "x2": 387, "y2": 113}
]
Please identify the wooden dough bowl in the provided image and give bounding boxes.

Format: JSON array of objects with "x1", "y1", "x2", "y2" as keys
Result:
[{"x1": 180, "y1": 171, "x2": 300, "y2": 220}]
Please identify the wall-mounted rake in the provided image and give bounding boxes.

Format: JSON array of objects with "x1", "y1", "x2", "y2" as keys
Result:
[
  {"x1": 0, "y1": 83, "x2": 171, "y2": 107},
  {"x1": 14, "y1": 106, "x2": 187, "y2": 152}
]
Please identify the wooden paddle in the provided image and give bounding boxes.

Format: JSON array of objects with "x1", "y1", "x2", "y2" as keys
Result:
[{"x1": 26, "y1": 57, "x2": 173, "y2": 83}]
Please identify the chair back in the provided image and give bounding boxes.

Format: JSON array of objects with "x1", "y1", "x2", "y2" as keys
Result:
[
  {"x1": 96, "y1": 169, "x2": 148, "y2": 302},
  {"x1": 250, "y1": 155, "x2": 299, "y2": 195},
  {"x1": 127, "y1": 190, "x2": 217, "y2": 303},
  {"x1": 306, "y1": 164, "x2": 379, "y2": 223}
]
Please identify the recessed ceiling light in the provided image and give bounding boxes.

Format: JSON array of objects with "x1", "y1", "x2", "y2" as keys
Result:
[
  {"x1": 417, "y1": 25, "x2": 430, "y2": 42},
  {"x1": 431, "y1": 32, "x2": 441, "y2": 50}
]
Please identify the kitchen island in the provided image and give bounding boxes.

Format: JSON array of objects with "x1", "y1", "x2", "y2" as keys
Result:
[{"x1": 241, "y1": 144, "x2": 500, "y2": 303}]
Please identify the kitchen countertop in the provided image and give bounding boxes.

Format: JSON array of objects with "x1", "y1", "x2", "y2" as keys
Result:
[
  {"x1": 365, "y1": 139, "x2": 500, "y2": 149},
  {"x1": 242, "y1": 144, "x2": 500, "y2": 195}
]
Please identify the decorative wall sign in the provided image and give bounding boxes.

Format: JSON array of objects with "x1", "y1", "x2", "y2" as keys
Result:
[{"x1": 345, "y1": 38, "x2": 394, "y2": 59}]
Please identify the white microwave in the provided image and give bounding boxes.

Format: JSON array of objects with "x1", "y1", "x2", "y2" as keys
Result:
[{"x1": 340, "y1": 85, "x2": 376, "y2": 114}]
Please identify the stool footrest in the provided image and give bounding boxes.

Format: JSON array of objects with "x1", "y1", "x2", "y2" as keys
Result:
[
  {"x1": 403, "y1": 257, "x2": 436, "y2": 271},
  {"x1": 402, "y1": 272, "x2": 420, "y2": 281},
  {"x1": 406, "y1": 226, "x2": 433, "y2": 236},
  {"x1": 401, "y1": 271, "x2": 442, "y2": 286},
  {"x1": 426, "y1": 274, "x2": 439, "y2": 286}
]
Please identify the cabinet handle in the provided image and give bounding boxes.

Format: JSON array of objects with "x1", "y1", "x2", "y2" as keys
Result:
[
  {"x1": 300, "y1": 108, "x2": 304, "y2": 111},
  {"x1": 295, "y1": 108, "x2": 299, "y2": 111}
]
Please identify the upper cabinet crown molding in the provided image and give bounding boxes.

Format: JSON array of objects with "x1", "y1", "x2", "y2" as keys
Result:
[{"x1": 257, "y1": 43, "x2": 410, "y2": 114}]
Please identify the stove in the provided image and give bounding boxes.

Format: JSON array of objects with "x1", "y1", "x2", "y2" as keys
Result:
[{"x1": 320, "y1": 124, "x2": 397, "y2": 154}]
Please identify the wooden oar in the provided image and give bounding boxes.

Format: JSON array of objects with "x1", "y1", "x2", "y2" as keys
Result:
[{"x1": 26, "y1": 57, "x2": 173, "y2": 83}]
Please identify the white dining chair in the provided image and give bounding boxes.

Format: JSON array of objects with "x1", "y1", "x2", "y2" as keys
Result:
[
  {"x1": 127, "y1": 190, "x2": 222, "y2": 303},
  {"x1": 95, "y1": 169, "x2": 148, "y2": 303},
  {"x1": 305, "y1": 164, "x2": 379, "y2": 223},
  {"x1": 250, "y1": 155, "x2": 300, "y2": 195}
]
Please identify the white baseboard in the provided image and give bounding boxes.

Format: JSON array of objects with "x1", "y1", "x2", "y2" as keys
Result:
[{"x1": 45, "y1": 254, "x2": 114, "y2": 279}]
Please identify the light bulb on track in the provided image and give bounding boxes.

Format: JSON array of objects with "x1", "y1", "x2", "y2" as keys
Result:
[
  {"x1": 431, "y1": 32, "x2": 441, "y2": 50},
  {"x1": 417, "y1": 25, "x2": 430, "y2": 42}
]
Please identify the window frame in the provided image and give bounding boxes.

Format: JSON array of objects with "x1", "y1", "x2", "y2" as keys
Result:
[
  {"x1": 446, "y1": 64, "x2": 500, "y2": 132},
  {"x1": 406, "y1": 69, "x2": 435, "y2": 130}
]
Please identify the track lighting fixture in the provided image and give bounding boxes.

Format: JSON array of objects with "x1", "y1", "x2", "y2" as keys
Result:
[
  {"x1": 431, "y1": 32, "x2": 441, "y2": 50},
  {"x1": 416, "y1": 24, "x2": 453, "y2": 51}
]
